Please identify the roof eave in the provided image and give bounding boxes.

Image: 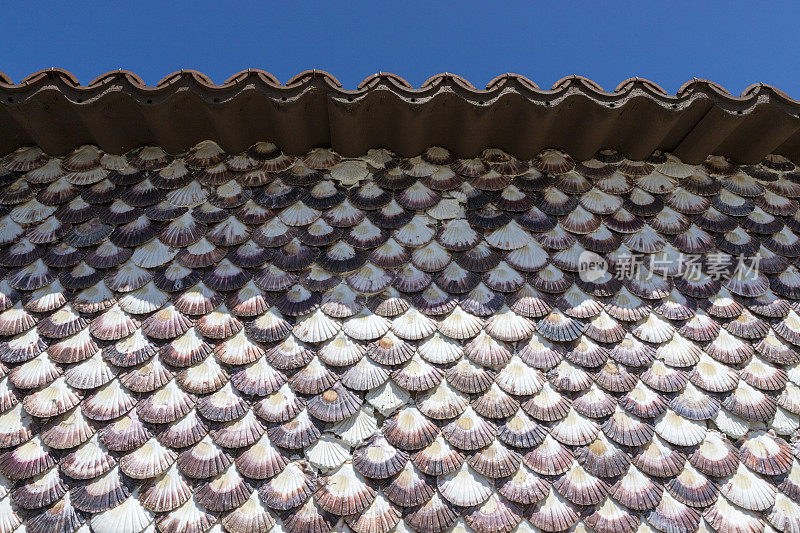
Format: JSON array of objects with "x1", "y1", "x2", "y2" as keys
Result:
[{"x1": 2, "y1": 70, "x2": 800, "y2": 163}]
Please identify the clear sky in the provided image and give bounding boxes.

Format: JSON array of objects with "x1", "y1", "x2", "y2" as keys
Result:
[{"x1": 2, "y1": 1, "x2": 800, "y2": 97}]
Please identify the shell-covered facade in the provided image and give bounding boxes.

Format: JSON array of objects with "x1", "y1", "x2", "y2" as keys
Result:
[{"x1": 0, "y1": 141, "x2": 798, "y2": 533}]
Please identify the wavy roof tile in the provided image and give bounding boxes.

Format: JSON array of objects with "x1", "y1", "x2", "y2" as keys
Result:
[
  {"x1": 3, "y1": 70, "x2": 800, "y2": 163},
  {"x1": 0, "y1": 141, "x2": 798, "y2": 533}
]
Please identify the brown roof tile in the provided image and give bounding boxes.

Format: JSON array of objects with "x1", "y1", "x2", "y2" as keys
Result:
[{"x1": 3, "y1": 71, "x2": 800, "y2": 163}]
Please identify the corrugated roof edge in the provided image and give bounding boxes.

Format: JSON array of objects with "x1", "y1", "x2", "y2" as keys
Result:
[
  {"x1": 2, "y1": 68, "x2": 796, "y2": 103},
  {"x1": 2, "y1": 68, "x2": 800, "y2": 163}
]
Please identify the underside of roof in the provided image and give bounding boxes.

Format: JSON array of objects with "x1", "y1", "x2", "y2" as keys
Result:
[
  {"x1": 0, "y1": 140, "x2": 799, "y2": 533},
  {"x1": 3, "y1": 70, "x2": 800, "y2": 163}
]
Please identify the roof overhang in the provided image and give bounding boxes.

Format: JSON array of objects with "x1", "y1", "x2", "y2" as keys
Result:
[{"x1": 2, "y1": 69, "x2": 800, "y2": 163}]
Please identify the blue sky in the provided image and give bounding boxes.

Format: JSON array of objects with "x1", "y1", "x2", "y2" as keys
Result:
[{"x1": 2, "y1": 1, "x2": 800, "y2": 96}]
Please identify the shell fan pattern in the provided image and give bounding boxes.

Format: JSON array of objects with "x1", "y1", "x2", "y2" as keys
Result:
[{"x1": 0, "y1": 141, "x2": 797, "y2": 533}]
